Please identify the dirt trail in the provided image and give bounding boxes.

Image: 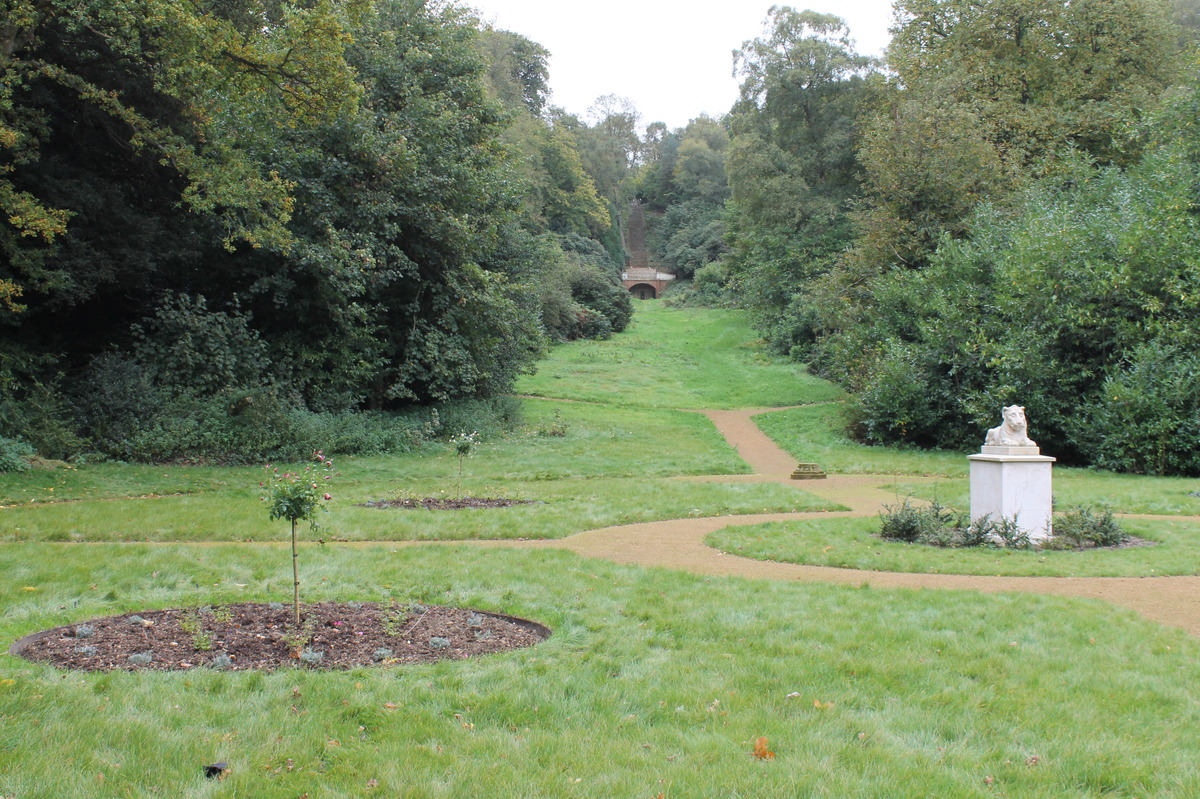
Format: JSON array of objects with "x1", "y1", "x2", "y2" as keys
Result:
[{"x1": 471, "y1": 408, "x2": 1200, "y2": 638}]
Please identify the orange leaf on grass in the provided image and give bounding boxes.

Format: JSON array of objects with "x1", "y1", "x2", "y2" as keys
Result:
[{"x1": 753, "y1": 737, "x2": 775, "y2": 760}]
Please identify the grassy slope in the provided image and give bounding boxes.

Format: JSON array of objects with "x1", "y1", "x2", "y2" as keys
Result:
[
  {"x1": 515, "y1": 300, "x2": 843, "y2": 408},
  {"x1": 3, "y1": 303, "x2": 1200, "y2": 797}
]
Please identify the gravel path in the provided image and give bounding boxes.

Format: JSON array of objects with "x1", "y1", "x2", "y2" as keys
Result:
[{"x1": 477, "y1": 407, "x2": 1200, "y2": 638}]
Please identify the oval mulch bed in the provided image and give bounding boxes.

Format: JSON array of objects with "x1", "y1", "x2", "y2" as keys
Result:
[
  {"x1": 358, "y1": 497, "x2": 541, "y2": 510},
  {"x1": 11, "y1": 602, "x2": 550, "y2": 672}
]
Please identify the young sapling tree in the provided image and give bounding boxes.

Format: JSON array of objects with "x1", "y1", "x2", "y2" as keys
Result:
[
  {"x1": 450, "y1": 430, "x2": 479, "y2": 478},
  {"x1": 263, "y1": 452, "x2": 334, "y2": 627}
]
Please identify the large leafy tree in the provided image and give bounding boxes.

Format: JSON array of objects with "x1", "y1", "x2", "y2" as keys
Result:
[
  {"x1": 811, "y1": 77, "x2": 1200, "y2": 474},
  {"x1": 0, "y1": 0, "x2": 570, "y2": 458},
  {"x1": 640, "y1": 115, "x2": 730, "y2": 280},
  {"x1": 854, "y1": 0, "x2": 1180, "y2": 271},
  {"x1": 723, "y1": 6, "x2": 877, "y2": 351},
  {"x1": 0, "y1": 0, "x2": 361, "y2": 404}
]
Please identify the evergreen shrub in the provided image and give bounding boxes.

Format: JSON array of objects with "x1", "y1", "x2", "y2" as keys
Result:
[
  {"x1": 1044, "y1": 506, "x2": 1127, "y2": 549},
  {"x1": 0, "y1": 436, "x2": 35, "y2": 472}
]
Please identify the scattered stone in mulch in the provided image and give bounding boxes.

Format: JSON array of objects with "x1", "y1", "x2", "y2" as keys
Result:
[
  {"x1": 358, "y1": 497, "x2": 542, "y2": 510},
  {"x1": 11, "y1": 602, "x2": 550, "y2": 672}
]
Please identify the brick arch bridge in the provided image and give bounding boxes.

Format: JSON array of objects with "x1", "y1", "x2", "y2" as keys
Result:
[{"x1": 621, "y1": 200, "x2": 674, "y2": 299}]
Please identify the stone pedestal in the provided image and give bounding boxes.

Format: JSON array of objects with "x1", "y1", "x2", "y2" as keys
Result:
[
  {"x1": 968, "y1": 449, "x2": 1056, "y2": 542},
  {"x1": 790, "y1": 463, "x2": 826, "y2": 480}
]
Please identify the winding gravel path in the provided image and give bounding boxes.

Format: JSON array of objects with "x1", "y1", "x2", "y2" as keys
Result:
[{"x1": 476, "y1": 407, "x2": 1200, "y2": 638}]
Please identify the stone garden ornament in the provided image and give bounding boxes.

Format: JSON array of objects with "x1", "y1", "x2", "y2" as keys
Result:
[
  {"x1": 969, "y1": 404, "x2": 1055, "y2": 542},
  {"x1": 984, "y1": 404, "x2": 1037, "y2": 449}
]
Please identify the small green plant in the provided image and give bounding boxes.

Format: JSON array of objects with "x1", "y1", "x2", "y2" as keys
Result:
[
  {"x1": 127, "y1": 652, "x2": 153, "y2": 666},
  {"x1": 298, "y1": 647, "x2": 324, "y2": 667},
  {"x1": 76, "y1": 645, "x2": 98, "y2": 657},
  {"x1": 879, "y1": 499, "x2": 1034, "y2": 549},
  {"x1": 208, "y1": 605, "x2": 233, "y2": 624},
  {"x1": 967, "y1": 515, "x2": 1033, "y2": 549},
  {"x1": 73, "y1": 624, "x2": 95, "y2": 640},
  {"x1": 450, "y1": 431, "x2": 478, "y2": 477},
  {"x1": 878, "y1": 498, "x2": 961, "y2": 543},
  {"x1": 429, "y1": 636, "x2": 450, "y2": 650},
  {"x1": 380, "y1": 600, "x2": 414, "y2": 637},
  {"x1": 540, "y1": 410, "x2": 569, "y2": 438},
  {"x1": 0, "y1": 436, "x2": 35, "y2": 472},
  {"x1": 283, "y1": 616, "x2": 316, "y2": 655},
  {"x1": 209, "y1": 653, "x2": 233, "y2": 670},
  {"x1": 1046, "y1": 505, "x2": 1128, "y2": 549},
  {"x1": 179, "y1": 609, "x2": 213, "y2": 651},
  {"x1": 372, "y1": 647, "x2": 393, "y2": 662},
  {"x1": 263, "y1": 451, "x2": 334, "y2": 627}
]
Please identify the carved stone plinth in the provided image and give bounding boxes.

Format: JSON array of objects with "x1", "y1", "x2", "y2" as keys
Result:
[
  {"x1": 968, "y1": 451, "x2": 1055, "y2": 542},
  {"x1": 790, "y1": 463, "x2": 826, "y2": 480}
]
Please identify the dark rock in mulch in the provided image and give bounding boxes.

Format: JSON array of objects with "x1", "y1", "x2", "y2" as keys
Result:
[
  {"x1": 358, "y1": 497, "x2": 541, "y2": 510},
  {"x1": 11, "y1": 602, "x2": 550, "y2": 672}
]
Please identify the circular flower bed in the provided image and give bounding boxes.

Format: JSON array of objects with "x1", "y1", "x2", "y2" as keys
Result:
[{"x1": 11, "y1": 602, "x2": 550, "y2": 671}]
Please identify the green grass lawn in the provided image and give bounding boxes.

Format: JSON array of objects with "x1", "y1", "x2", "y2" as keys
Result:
[
  {"x1": 755, "y1": 404, "x2": 968, "y2": 476},
  {"x1": 3, "y1": 302, "x2": 1200, "y2": 798},
  {"x1": 4, "y1": 545, "x2": 1200, "y2": 798},
  {"x1": 515, "y1": 300, "x2": 844, "y2": 409},
  {"x1": 707, "y1": 515, "x2": 1200, "y2": 577},
  {"x1": 1, "y1": 399, "x2": 837, "y2": 543}
]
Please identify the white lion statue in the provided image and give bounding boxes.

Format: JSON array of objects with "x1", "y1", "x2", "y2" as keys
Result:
[{"x1": 984, "y1": 405, "x2": 1037, "y2": 447}]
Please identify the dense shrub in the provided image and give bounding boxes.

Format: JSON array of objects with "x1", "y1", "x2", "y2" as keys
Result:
[
  {"x1": 878, "y1": 499, "x2": 1122, "y2": 550},
  {"x1": 1045, "y1": 506, "x2": 1128, "y2": 549},
  {"x1": 1084, "y1": 340, "x2": 1200, "y2": 476},
  {"x1": 806, "y1": 139, "x2": 1200, "y2": 473},
  {"x1": 90, "y1": 392, "x2": 521, "y2": 465},
  {"x1": 0, "y1": 380, "x2": 86, "y2": 460},
  {"x1": 0, "y1": 437, "x2": 35, "y2": 472},
  {"x1": 132, "y1": 294, "x2": 270, "y2": 395},
  {"x1": 878, "y1": 499, "x2": 963, "y2": 543},
  {"x1": 537, "y1": 235, "x2": 632, "y2": 341},
  {"x1": 568, "y1": 267, "x2": 632, "y2": 335}
]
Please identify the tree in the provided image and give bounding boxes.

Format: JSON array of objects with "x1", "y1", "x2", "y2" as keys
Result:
[
  {"x1": 723, "y1": 6, "x2": 877, "y2": 348},
  {"x1": 475, "y1": 27, "x2": 550, "y2": 116},
  {"x1": 640, "y1": 116, "x2": 730, "y2": 279},
  {"x1": 852, "y1": 0, "x2": 1181, "y2": 272},
  {"x1": 0, "y1": 0, "x2": 559, "y2": 459}
]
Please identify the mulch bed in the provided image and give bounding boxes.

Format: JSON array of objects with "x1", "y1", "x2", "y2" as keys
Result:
[
  {"x1": 12, "y1": 602, "x2": 550, "y2": 672},
  {"x1": 358, "y1": 497, "x2": 540, "y2": 510}
]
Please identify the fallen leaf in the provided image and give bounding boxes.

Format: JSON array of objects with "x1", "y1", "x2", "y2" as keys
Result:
[{"x1": 753, "y1": 736, "x2": 775, "y2": 760}]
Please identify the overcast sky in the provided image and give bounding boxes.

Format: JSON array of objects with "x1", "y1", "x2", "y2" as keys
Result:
[{"x1": 462, "y1": 0, "x2": 896, "y2": 130}]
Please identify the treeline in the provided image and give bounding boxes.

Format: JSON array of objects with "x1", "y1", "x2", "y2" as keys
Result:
[
  {"x1": 634, "y1": 1, "x2": 1200, "y2": 476},
  {"x1": 0, "y1": 0, "x2": 636, "y2": 464}
]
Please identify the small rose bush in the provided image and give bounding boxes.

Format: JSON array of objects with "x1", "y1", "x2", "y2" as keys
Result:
[
  {"x1": 262, "y1": 451, "x2": 335, "y2": 626},
  {"x1": 264, "y1": 451, "x2": 335, "y2": 531}
]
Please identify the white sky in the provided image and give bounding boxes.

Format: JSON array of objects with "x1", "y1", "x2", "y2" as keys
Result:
[{"x1": 462, "y1": 0, "x2": 896, "y2": 130}]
